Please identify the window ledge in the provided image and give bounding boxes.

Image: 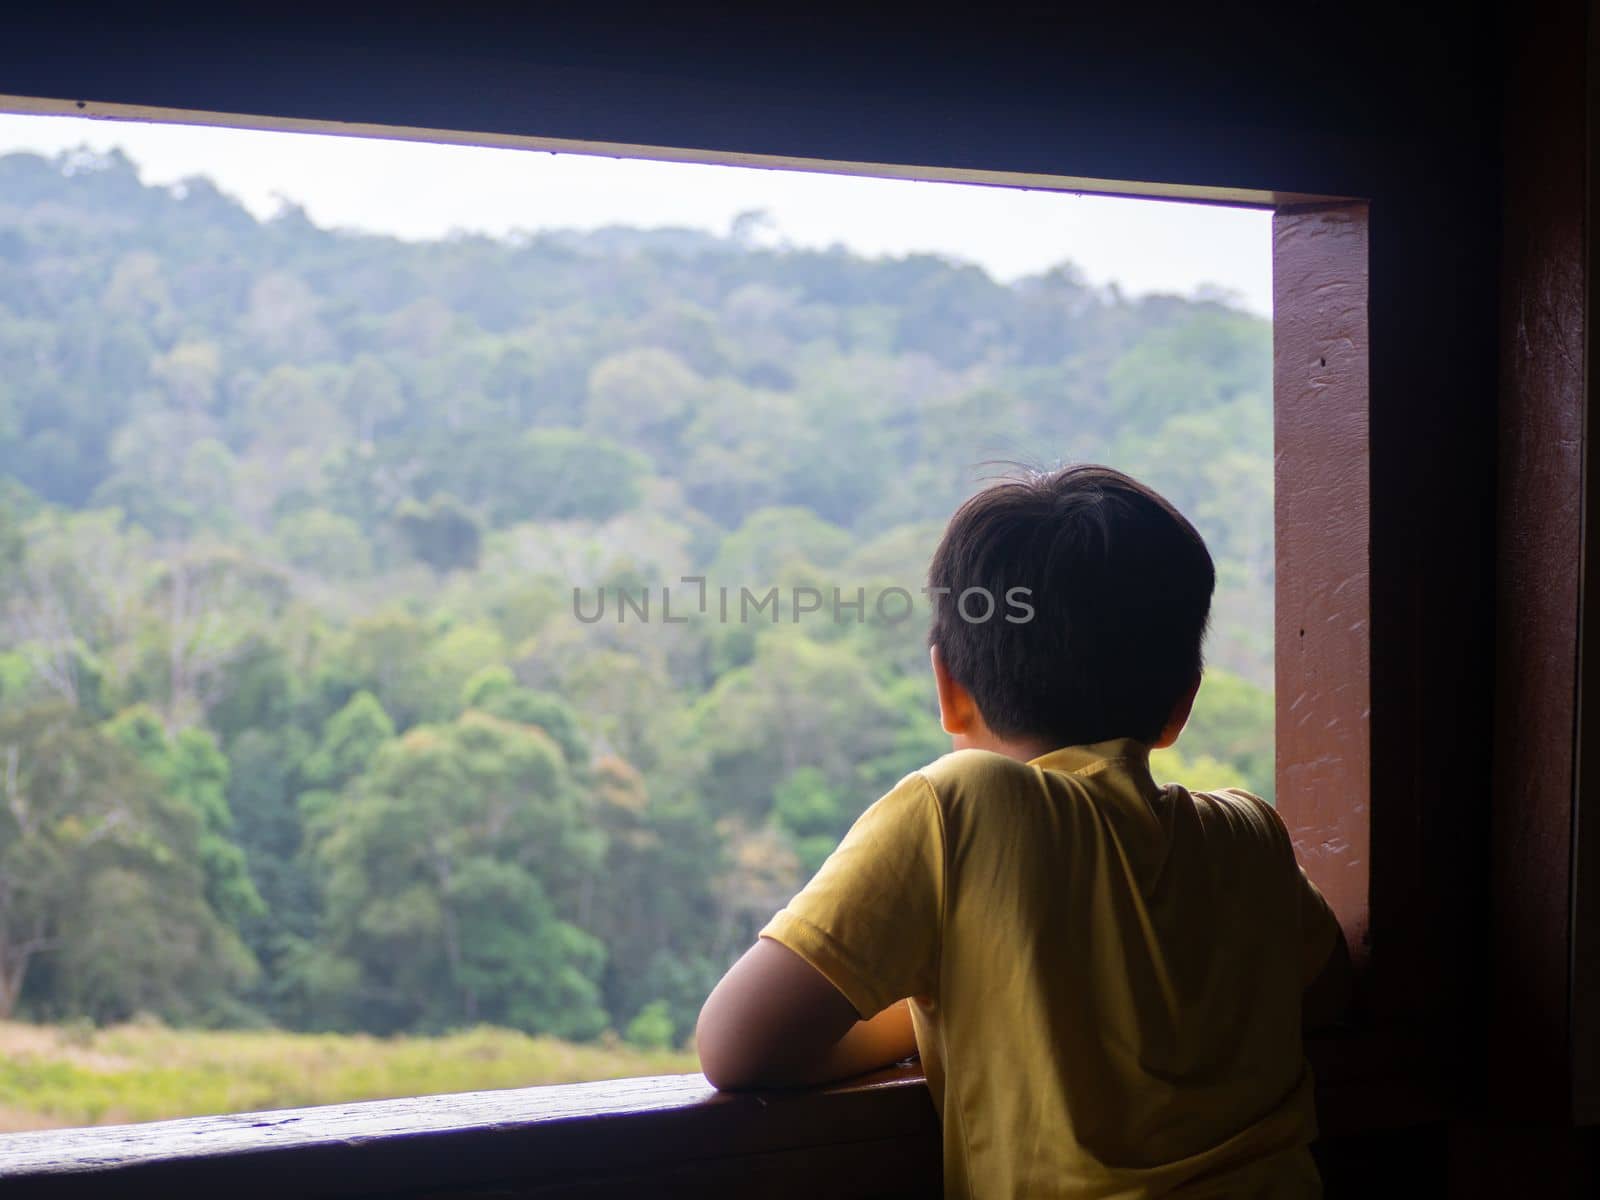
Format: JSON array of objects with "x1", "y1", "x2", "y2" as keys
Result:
[
  {"x1": 0, "y1": 1065, "x2": 940, "y2": 1199},
  {"x1": 0, "y1": 1036, "x2": 1443, "y2": 1197}
]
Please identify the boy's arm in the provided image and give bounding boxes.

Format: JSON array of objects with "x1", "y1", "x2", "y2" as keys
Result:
[
  {"x1": 697, "y1": 938, "x2": 918, "y2": 1090},
  {"x1": 1240, "y1": 792, "x2": 1355, "y2": 1032},
  {"x1": 698, "y1": 773, "x2": 941, "y2": 1091}
]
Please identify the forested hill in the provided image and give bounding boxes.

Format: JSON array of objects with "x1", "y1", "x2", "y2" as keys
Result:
[{"x1": 0, "y1": 146, "x2": 1273, "y2": 1045}]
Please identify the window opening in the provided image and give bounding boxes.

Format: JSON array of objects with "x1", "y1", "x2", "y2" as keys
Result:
[{"x1": 0, "y1": 108, "x2": 1274, "y2": 1131}]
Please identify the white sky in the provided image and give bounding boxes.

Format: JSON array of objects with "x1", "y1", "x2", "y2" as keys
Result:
[{"x1": 0, "y1": 113, "x2": 1272, "y2": 315}]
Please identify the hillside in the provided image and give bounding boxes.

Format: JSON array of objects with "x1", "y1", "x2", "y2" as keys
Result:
[{"x1": 0, "y1": 146, "x2": 1273, "y2": 1048}]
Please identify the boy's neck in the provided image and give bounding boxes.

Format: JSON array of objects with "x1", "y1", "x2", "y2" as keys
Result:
[{"x1": 954, "y1": 731, "x2": 1058, "y2": 763}]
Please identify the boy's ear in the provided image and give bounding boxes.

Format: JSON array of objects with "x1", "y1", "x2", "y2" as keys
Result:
[
  {"x1": 1152, "y1": 673, "x2": 1203, "y2": 749},
  {"x1": 930, "y1": 645, "x2": 980, "y2": 737}
]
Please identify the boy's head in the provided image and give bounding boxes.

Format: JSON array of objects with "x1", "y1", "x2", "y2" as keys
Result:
[{"x1": 927, "y1": 464, "x2": 1214, "y2": 754}]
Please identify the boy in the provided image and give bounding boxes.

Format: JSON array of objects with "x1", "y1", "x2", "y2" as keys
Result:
[{"x1": 697, "y1": 464, "x2": 1350, "y2": 1198}]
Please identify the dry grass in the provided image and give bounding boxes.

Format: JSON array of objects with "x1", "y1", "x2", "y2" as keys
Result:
[{"x1": 0, "y1": 1020, "x2": 699, "y2": 1132}]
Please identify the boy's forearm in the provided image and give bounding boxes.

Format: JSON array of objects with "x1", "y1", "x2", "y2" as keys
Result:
[{"x1": 787, "y1": 998, "x2": 919, "y2": 1086}]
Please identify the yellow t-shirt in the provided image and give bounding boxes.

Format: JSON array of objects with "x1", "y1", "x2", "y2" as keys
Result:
[{"x1": 761, "y1": 739, "x2": 1341, "y2": 1200}]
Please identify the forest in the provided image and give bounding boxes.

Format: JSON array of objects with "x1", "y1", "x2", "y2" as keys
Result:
[{"x1": 0, "y1": 146, "x2": 1274, "y2": 1054}]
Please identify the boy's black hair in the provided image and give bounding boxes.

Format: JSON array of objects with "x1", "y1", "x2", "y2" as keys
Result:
[{"x1": 928, "y1": 464, "x2": 1215, "y2": 748}]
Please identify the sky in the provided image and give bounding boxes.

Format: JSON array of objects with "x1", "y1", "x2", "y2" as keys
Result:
[{"x1": 0, "y1": 113, "x2": 1272, "y2": 315}]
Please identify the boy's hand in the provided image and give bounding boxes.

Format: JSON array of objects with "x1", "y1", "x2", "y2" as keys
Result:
[{"x1": 696, "y1": 938, "x2": 918, "y2": 1090}]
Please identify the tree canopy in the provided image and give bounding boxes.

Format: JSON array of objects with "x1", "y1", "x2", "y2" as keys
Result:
[{"x1": 0, "y1": 146, "x2": 1273, "y2": 1045}]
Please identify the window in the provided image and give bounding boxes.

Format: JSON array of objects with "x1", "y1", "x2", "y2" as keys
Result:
[{"x1": 0, "y1": 98, "x2": 1344, "y2": 1143}]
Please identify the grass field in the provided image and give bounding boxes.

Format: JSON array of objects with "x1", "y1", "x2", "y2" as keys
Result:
[{"x1": 0, "y1": 1020, "x2": 700, "y2": 1132}]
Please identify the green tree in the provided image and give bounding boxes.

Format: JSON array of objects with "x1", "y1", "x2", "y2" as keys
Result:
[
  {"x1": 585, "y1": 346, "x2": 701, "y2": 460},
  {"x1": 624, "y1": 999, "x2": 676, "y2": 1049},
  {"x1": 226, "y1": 725, "x2": 318, "y2": 1016},
  {"x1": 104, "y1": 704, "x2": 266, "y2": 933},
  {"x1": 1149, "y1": 745, "x2": 1254, "y2": 796},
  {"x1": 0, "y1": 704, "x2": 255, "y2": 1022},
  {"x1": 582, "y1": 756, "x2": 724, "y2": 1042},
  {"x1": 708, "y1": 506, "x2": 853, "y2": 584},
  {"x1": 395, "y1": 493, "x2": 481, "y2": 572},
  {"x1": 1106, "y1": 308, "x2": 1270, "y2": 432},
  {"x1": 310, "y1": 711, "x2": 608, "y2": 1036},
  {"x1": 461, "y1": 665, "x2": 587, "y2": 766},
  {"x1": 300, "y1": 690, "x2": 397, "y2": 798},
  {"x1": 275, "y1": 508, "x2": 373, "y2": 579},
  {"x1": 315, "y1": 615, "x2": 448, "y2": 732},
  {"x1": 771, "y1": 766, "x2": 845, "y2": 874},
  {"x1": 691, "y1": 636, "x2": 913, "y2": 821},
  {"x1": 498, "y1": 430, "x2": 646, "y2": 524},
  {"x1": 341, "y1": 355, "x2": 406, "y2": 446},
  {"x1": 1179, "y1": 669, "x2": 1275, "y2": 800}
]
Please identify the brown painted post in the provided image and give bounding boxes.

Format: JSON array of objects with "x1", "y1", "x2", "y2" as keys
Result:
[{"x1": 1272, "y1": 204, "x2": 1372, "y2": 962}]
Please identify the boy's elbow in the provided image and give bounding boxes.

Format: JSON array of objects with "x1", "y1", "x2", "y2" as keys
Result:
[
  {"x1": 695, "y1": 1009, "x2": 765, "y2": 1091},
  {"x1": 695, "y1": 1022, "x2": 739, "y2": 1090},
  {"x1": 697, "y1": 937, "x2": 856, "y2": 1090},
  {"x1": 699, "y1": 1049, "x2": 760, "y2": 1092}
]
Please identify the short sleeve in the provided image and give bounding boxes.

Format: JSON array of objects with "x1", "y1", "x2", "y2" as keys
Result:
[{"x1": 760, "y1": 771, "x2": 945, "y2": 1019}]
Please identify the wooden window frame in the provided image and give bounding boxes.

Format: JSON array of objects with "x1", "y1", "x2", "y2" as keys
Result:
[
  {"x1": 1273, "y1": 203, "x2": 1371, "y2": 962},
  {"x1": 0, "y1": 94, "x2": 1415, "y2": 1193}
]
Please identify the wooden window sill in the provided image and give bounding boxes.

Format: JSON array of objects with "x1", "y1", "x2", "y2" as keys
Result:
[
  {"x1": 0, "y1": 1066, "x2": 938, "y2": 1199},
  {"x1": 0, "y1": 1034, "x2": 1444, "y2": 1198}
]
